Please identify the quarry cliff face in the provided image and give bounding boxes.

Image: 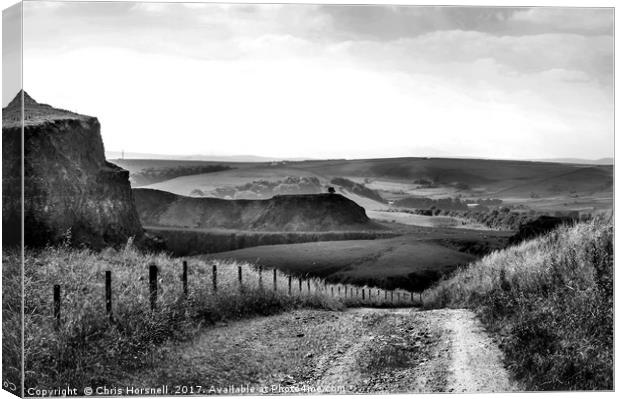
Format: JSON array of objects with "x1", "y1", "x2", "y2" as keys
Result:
[
  {"x1": 133, "y1": 188, "x2": 378, "y2": 232},
  {"x1": 2, "y1": 91, "x2": 144, "y2": 248}
]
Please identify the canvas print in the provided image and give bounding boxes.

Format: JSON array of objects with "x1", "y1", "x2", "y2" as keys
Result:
[{"x1": 1, "y1": 1, "x2": 614, "y2": 396}]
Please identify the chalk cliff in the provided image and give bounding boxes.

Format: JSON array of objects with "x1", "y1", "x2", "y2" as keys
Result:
[{"x1": 2, "y1": 91, "x2": 144, "y2": 248}]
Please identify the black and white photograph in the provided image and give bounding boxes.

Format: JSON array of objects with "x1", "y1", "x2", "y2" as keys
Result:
[{"x1": 1, "y1": 0, "x2": 615, "y2": 396}]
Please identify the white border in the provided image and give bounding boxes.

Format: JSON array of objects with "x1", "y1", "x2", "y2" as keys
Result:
[{"x1": 0, "y1": 2, "x2": 616, "y2": 399}]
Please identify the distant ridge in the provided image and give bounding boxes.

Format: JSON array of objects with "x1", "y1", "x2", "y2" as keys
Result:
[
  {"x1": 530, "y1": 157, "x2": 613, "y2": 165},
  {"x1": 106, "y1": 151, "x2": 313, "y2": 163},
  {"x1": 106, "y1": 151, "x2": 613, "y2": 166}
]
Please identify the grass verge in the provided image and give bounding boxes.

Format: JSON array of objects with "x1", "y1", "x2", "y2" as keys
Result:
[{"x1": 423, "y1": 218, "x2": 613, "y2": 390}]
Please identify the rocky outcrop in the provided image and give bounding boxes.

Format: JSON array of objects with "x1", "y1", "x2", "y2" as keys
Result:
[
  {"x1": 2, "y1": 91, "x2": 144, "y2": 248},
  {"x1": 133, "y1": 188, "x2": 381, "y2": 232}
]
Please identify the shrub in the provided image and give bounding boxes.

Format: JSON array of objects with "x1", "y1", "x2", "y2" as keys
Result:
[{"x1": 330, "y1": 177, "x2": 385, "y2": 203}]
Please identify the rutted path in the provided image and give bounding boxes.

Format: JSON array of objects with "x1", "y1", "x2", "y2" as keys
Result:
[{"x1": 120, "y1": 308, "x2": 519, "y2": 394}]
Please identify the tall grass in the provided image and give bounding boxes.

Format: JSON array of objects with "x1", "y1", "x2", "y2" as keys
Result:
[
  {"x1": 13, "y1": 241, "x2": 417, "y2": 392},
  {"x1": 423, "y1": 219, "x2": 613, "y2": 390},
  {"x1": 2, "y1": 250, "x2": 22, "y2": 396}
]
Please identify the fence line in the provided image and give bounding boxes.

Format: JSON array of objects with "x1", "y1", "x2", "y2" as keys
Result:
[
  {"x1": 105, "y1": 270, "x2": 112, "y2": 320},
  {"x1": 53, "y1": 285, "x2": 61, "y2": 328},
  {"x1": 51, "y1": 261, "x2": 422, "y2": 323},
  {"x1": 149, "y1": 264, "x2": 158, "y2": 311},
  {"x1": 212, "y1": 264, "x2": 217, "y2": 293},
  {"x1": 182, "y1": 261, "x2": 188, "y2": 297}
]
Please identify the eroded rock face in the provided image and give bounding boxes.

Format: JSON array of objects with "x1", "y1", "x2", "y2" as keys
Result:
[
  {"x1": 2, "y1": 91, "x2": 144, "y2": 248},
  {"x1": 133, "y1": 188, "x2": 379, "y2": 232}
]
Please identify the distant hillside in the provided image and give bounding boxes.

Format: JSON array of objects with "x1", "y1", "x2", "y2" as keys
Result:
[
  {"x1": 144, "y1": 157, "x2": 613, "y2": 202},
  {"x1": 289, "y1": 157, "x2": 613, "y2": 197},
  {"x1": 531, "y1": 157, "x2": 613, "y2": 165},
  {"x1": 109, "y1": 159, "x2": 231, "y2": 187},
  {"x1": 106, "y1": 151, "x2": 312, "y2": 162},
  {"x1": 133, "y1": 188, "x2": 381, "y2": 232}
]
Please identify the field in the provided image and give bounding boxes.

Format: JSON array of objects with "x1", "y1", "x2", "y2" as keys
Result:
[
  {"x1": 423, "y1": 219, "x2": 613, "y2": 390},
  {"x1": 146, "y1": 226, "x2": 397, "y2": 255},
  {"x1": 204, "y1": 226, "x2": 512, "y2": 290}
]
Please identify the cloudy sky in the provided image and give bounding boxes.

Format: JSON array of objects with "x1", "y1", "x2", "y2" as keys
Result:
[{"x1": 14, "y1": 1, "x2": 614, "y2": 160}]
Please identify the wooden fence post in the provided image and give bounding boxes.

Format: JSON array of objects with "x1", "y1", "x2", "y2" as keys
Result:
[
  {"x1": 331, "y1": 286, "x2": 334, "y2": 297},
  {"x1": 273, "y1": 269, "x2": 277, "y2": 291},
  {"x1": 149, "y1": 264, "x2": 158, "y2": 311},
  {"x1": 299, "y1": 278, "x2": 302, "y2": 292},
  {"x1": 53, "y1": 284, "x2": 61, "y2": 328},
  {"x1": 105, "y1": 271, "x2": 112, "y2": 320},
  {"x1": 338, "y1": 286, "x2": 341, "y2": 296},
  {"x1": 238, "y1": 265, "x2": 243, "y2": 292},
  {"x1": 258, "y1": 266, "x2": 263, "y2": 289},
  {"x1": 212, "y1": 264, "x2": 217, "y2": 293},
  {"x1": 307, "y1": 279, "x2": 310, "y2": 293},
  {"x1": 182, "y1": 261, "x2": 188, "y2": 297},
  {"x1": 288, "y1": 275, "x2": 292, "y2": 295}
]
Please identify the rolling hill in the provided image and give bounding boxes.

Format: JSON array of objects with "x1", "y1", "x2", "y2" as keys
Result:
[{"x1": 139, "y1": 157, "x2": 612, "y2": 203}]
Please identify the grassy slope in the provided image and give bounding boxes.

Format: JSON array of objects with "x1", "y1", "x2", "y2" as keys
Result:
[
  {"x1": 109, "y1": 159, "x2": 256, "y2": 175},
  {"x1": 204, "y1": 229, "x2": 508, "y2": 290},
  {"x1": 208, "y1": 238, "x2": 472, "y2": 290},
  {"x1": 16, "y1": 242, "x2": 416, "y2": 391},
  {"x1": 423, "y1": 219, "x2": 613, "y2": 390},
  {"x1": 291, "y1": 158, "x2": 613, "y2": 196}
]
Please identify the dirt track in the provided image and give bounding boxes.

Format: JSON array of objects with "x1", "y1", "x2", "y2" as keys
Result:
[{"x1": 123, "y1": 308, "x2": 518, "y2": 394}]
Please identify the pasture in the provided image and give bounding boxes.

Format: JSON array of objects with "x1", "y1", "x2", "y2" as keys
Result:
[{"x1": 203, "y1": 226, "x2": 511, "y2": 290}]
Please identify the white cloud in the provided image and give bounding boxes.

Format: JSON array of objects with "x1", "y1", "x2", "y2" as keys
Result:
[
  {"x1": 19, "y1": 3, "x2": 614, "y2": 160},
  {"x1": 511, "y1": 8, "x2": 613, "y2": 34}
]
